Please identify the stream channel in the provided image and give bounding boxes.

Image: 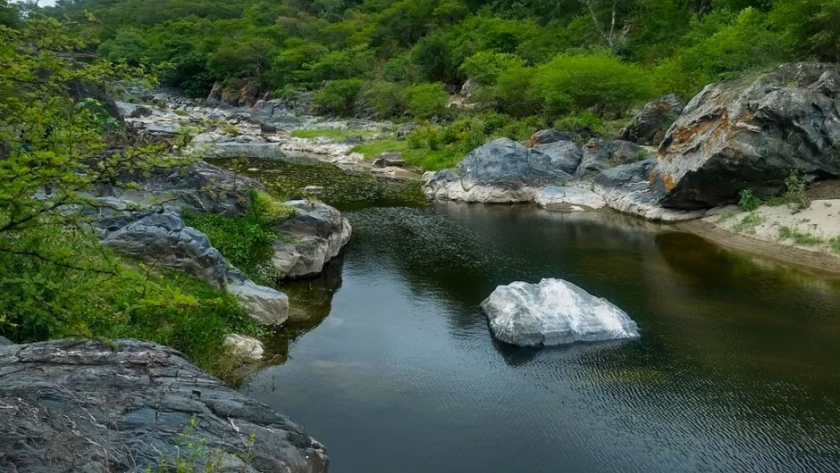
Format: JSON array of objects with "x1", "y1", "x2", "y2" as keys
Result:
[{"x1": 223, "y1": 157, "x2": 840, "y2": 473}]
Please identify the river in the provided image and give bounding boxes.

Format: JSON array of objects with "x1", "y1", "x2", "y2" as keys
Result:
[{"x1": 234, "y1": 159, "x2": 840, "y2": 473}]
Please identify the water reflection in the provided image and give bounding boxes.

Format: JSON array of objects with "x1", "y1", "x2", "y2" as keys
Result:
[{"x1": 245, "y1": 204, "x2": 840, "y2": 473}]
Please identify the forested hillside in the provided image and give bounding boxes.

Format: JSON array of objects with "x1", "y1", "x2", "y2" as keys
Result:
[{"x1": 19, "y1": 0, "x2": 838, "y2": 125}]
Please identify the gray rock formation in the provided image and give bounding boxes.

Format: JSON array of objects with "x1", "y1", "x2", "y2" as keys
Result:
[
  {"x1": 97, "y1": 161, "x2": 261, "y2": 217},
  {"x1": 534, "y1": 185, "x2": 605, "y2": 211},
  {"x1": 115, "y1": 101, "x2": 153, "y2": 119},
  {"x1": 593, "y1": 160, "x2": 705, "y2": 221},
  {"x1": 481, "y1": 278, "x2": 640, "y2": 347},
  {"x1": 617, "y1": 94, "x2": 685, "y2": 145},
  {"x1": 423, "y1": 138, "x2": 574, "y2": 203},
  {"x1": 527, "y1": 129, "x2": 575, "y2": 146},
  {"x1": 0, "y1": 336, "x2": 12, "y2": 346},
  {"x1": 577, "y1": 139, "x2": 645, "y2": 178},
  {"x1": 201, "y1": 141, "x2": 287, "y2": 160},
  {"x1": 101, "y1": 212, "x2": 289, "y2": 326},
  {"x1": 272, "y1": 201, "x2": 352, "y2": 279},
  {"x1": 653, "y1": 63, "x2": 840, "y2": 209},
  {"x1": 373, "y1": 152, "x2": 406, "y2": 168},
  {"x1": 0, "y1": 339, "x2": 328, "y2": 473},
  {"x1": 529, "y1": 140, "x2": 582, "y2": 175}
]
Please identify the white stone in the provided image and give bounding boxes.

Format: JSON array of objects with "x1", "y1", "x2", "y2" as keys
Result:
[
  {"x1": 224, "y1": 334, "x2": 264, "y2": 361},
  {"x1": 481, "y1": 278, "x2": 640, "y2": 347}
]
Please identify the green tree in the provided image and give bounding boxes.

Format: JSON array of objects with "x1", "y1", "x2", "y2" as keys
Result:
[
  {"x1": 404, "y1": 83, "x2": 450, "y2": 119},
  {"x1": 314, "y1": 78, "x2": 364, "y2": 116}
]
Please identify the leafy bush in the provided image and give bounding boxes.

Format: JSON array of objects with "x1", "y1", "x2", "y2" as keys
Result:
[
  {"x1": 778, "y1": 226, "x2": 823, "y2": 246},
  {"x1": 530, "y1": 52, "x2": 657, "y2": 118},
  {"x1": 460, "y1": 51, "x2": 525, "y2": 86},
  {"x1": 738, "y1": 189, "x2": 761, "y2": 211},
  {"x1": 362, "y1": 81, "x2": 407, "y2": 118},
  {"x1": 404, "y1": 83, "x2": 449, "y2": 119},
  {"x1": 314, "y1": 78, "x2": 364, "y2": 116}
]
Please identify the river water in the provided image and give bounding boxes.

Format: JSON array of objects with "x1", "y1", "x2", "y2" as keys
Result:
[{"x1": 238, "y1": 161, "x2": 840, "y2": 473}]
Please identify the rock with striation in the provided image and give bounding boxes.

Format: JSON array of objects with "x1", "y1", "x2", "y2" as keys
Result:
[
  {"x1": 0, "y1": 339, "x2": 327, "y2": 473},
  {"x1": 593, "y1": 159, "x2": 706, "y2": 222},
  {"x1": 534, "y1": 185, "x2": 605, "y2": 211},
  {"x1": 653, "y1": 63, "x2": 840, "y2": 209},
  {"x1": 423, "y1": 138, "x2": 574, "y2": 203},
  {"x1": 577, "y1": 139, "x2": 645, "y2": 178},
  {"x1": 617, "y1": 94, "x2": 685, "y2": 145},
  {"x1": 272, "y1": 200, "x2": 352, "y2": 279},
  {"x1": 481, "y1": 279, "x2": 640, "y2": 347},
  {"x1": 529, "y1": 140, "x2": 582, "y2": 175}
]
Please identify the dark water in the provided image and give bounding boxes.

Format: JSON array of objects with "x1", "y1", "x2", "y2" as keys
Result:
[{"x1": 244, "y1": 203, "x2": 840, "y2": 473}]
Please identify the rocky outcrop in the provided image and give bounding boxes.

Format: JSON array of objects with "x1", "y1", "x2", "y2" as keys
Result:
[
  {"x1": 272, "y1": 201, "x2": 352, "y2": 279},
  {"x1": 653, "y1": 63, "x2": 840, "y2": 209},
  {"x1": 422, "y1": 138, "x2": 574, "y2": 203},
  {"x1": 534, "y1": 185, "x2": 606, "y2": 211},
  {"x1": 617, "y1": 94, "x2": 685, "y2": 145},
  {"x1": 529, "y1": 140, "x2": 582, "y2": 175},
  {"x1": 578, "y1": 139, "x2": 645, "y2": 178},
  {"x1": 100, "y1": 212, "x2": 290, "y2": 326},
  {"x1": 481, "y1": 279, "x2": 640, "y2": 347},
  {"x1": 373, "y1": 152, "x2": 406, "y2": 168},
  {"x1": 98, "y1": 161, "x2": 261, "y2": 217},
  {"x1": 593, "y1": 160, "x2": 706, "y2": 221},
  {"x1": 526, "y1": 129, "x2": 575, "y2": 147},
  {"x1": 115, "y1": 101, "x2": 153, "y2": 119},
  {"x1": 0, "y1": 339, "x2": 328, "y2": 473}
]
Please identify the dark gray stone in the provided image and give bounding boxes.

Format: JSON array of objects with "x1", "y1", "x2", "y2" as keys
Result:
[
  {"x1": 527, "y1": 129, "x2": 575, "y2": 146},
  {"x1": 342, "y1": 135, "x2": 364, "y2": 145},
  {"x1": 577, "y1": 139, "x2": 645, "y2": 178},
  {"x1": 115, "y1": 101, "x2": 153, "y2": 119},
  {"x1": 529, "y1": 140, "x2": 582, "y2": 175},
  {"x1": 372, "y1": 152, "x2": 406, "y2": 168},
  {"x1": 0, "y1": 339, "x2": 328, "y2": 473},
  {"x1": 423, "y1": 138, "x2": 574, "y2": 203},
  {"x1": 654, "y1": 63, "x2": 840, "y2": 209},
  {"x1": 0, "y1": 336, "x2": 12, "y2": 346},
  {"x1": 617, "y1": 94, "x2": 685, "y2": 145}
]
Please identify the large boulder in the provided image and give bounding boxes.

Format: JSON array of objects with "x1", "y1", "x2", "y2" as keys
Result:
[
  {"x1": 481, "y1": 279, "x2": 640, "y2": 347},
  {"x1": 272, "y1": 200, "x2": 352, "y2": 279},
  {"x1": 101, "y1": 212, "x2": 289, "y2": 326},
  {"x1": 617, "y1": 94, "x2": 685, "y2": 145},
  {"x1": 534, "y1": 185, "x2": 605, "y2": 212},
  {"x1": 653, "y1": 63, "x2": 840, "y2": 209},
  {"x1": 526, "y1": 129, "x2": 576, "y2": 147},
  {"x1": 0, "y1": 340, "x2": 328, "y2": 473},
  {"x1": 98, "y1": 161, "x2": 261, "y2": 217},
  {"x1": 593, "y1": 159, "x2": 706, "y2": 222},
  {"x1": 577, "y1": 139, "x2": 645, "y2": 178},
  {"x1": 529, "y1": 140, "x2": 582, "y2": 175},
  {"x1": 422, "y1": 138, "x2": 574, "y2": 203}
]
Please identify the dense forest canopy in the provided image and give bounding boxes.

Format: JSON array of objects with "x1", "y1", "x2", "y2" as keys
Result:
[{"x1": 7, "y1": 0, "x2": 840, "y2": 121}]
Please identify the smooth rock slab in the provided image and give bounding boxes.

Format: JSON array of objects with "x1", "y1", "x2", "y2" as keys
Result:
[
  {"x1": 481, "y1": 279, "x2": 640, "y2": 347},
  {"x1": 534, "y1": 186, "x2": 606, "y2": 211}
]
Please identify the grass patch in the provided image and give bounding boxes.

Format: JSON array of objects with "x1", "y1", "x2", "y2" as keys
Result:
[
  {"x1": 351, "y1": 138, "x2": 465, "y2": 170},
  {"x1": 717, "y1": 211, "x2": 735, "y2": 222},
  {"x1": 291, "y1": 128, "x2": 379, "y2": 140},
  {"x1": 831, "y1": 238, "x2": 840, "y2": 254},
  {"x1": 778, "y1": 226, "x2": 823, "y2": 246},
  {"x1": 732, "y1": 211, "x2": 765, "y2": 233},
  {"x1": 0, "y1": 231, "x2": 260, "y2": 384},
  {"x1": 184, "y1": 190, "x2": 293, "y2": 285}
]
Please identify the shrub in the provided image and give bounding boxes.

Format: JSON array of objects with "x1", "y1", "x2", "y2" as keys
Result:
[
  {"x1": 404, "y1": 83, "x2": 449, "y2": 119},
  {"x1": 459, "y1": 51, "x2": 525, "y2": 86},
  {"x1": 314, "y1": 78, "x2": 364, "y2": 116},
  {"x1": 530, "y1": 52, "x2": 657, "y2": 118},
  {"x1": 362, "y1": 81, "x2": 407, "y2": 118},
  {"x1": 494, "y1": 64, "x2": 540, "y2": 118},
  {"x1": 554, "y1": 112, "x2": 605, "y2": 137},
  {"x1": 738, "y1": 189, "x2": 761, "y2": 211}
]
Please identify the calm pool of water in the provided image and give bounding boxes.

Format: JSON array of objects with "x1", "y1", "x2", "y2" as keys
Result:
[{"x1": 244, "y1": 202, "x2": 840, "y2": 473}]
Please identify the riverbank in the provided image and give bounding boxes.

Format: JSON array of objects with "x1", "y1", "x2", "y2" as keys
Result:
[{"x1": 678, "y1": 198, "x2": 840, "y2": 276}]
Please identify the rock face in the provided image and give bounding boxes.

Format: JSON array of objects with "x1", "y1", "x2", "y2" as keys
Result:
[
  {"x1": 481, "y1": 279, "x2": 640, "y2": 347},
  {"x1": 100, "y1": 212, "x2": 290, "y2": 326},
  {"x1": 653, "y1": 63, "x2": 840, "y2": 209},
  {"x1": 530, "y1": 140, "x2": 583, "y2": 175},
  {"x1": 373, "y1": 152, "x2": 406, "y2": 168},
  {"x1": 578, "y1": 139, "x2": 645, "y2": 178},
  {"x1": 617, "y1": 94, "x2": 685, "y2": 145},
  {"x1": 98, "y1": 161, "x2": 261, "y2": 217},
  {"x1": 535, "y1": 185, "x2": 606, "y2": 211},
  {"x1": 526, "y1": 129, "x2": 575, "y2": 147},
  {"x1": 272, "y1": 200, "x2": 352, "y2": 278},
  {"x1": 423, "y1": 138, "x2": 574, "y2": 203},
  {"x1": 0, "y1": 340, "x2": 328, "y2": 473},
  {"x1": 593, "y1": 160, "x2": 706, "y2": 222}
]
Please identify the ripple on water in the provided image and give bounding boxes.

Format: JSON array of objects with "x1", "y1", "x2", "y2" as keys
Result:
[{"x1": 245, "y1": 204, "x2": 840, "y2": 473}]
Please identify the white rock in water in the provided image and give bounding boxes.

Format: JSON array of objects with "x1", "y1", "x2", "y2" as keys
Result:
[
  {"x1": 224, "y1": 334, "x2": 265, "y2": 361},
  {"x1": 481, "y1": 278, "x2": 640, "y2": 347}
]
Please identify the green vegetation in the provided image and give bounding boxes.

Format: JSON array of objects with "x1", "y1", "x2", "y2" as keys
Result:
[
  {"x1": 185, "y1": 191, "x2": 294, "y2": 286},
  {"x1": 831, "y1": 238, "x2": 840, "y2": 254},
  {"x1": 148, "y1": 417, "x2": 256, "y2": 473},
  {"x1": 0, "y1": 20, "x2": 261, "y2": 381},
  {"x1": 732, "y1": 211, "x2": 765, "y2": 233},
  {"x1": 20, "y1": 0, "x2": 831, "y2": 130},
  {"x1": 291, "y1": 128, "x2": 378, "y2": 140},
  {"x1": 778, "y1": 226, "x2": 823, "y2": 246},
  {"x1": 738, "y1": 189, "x2": 761, "y2": 212}
]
